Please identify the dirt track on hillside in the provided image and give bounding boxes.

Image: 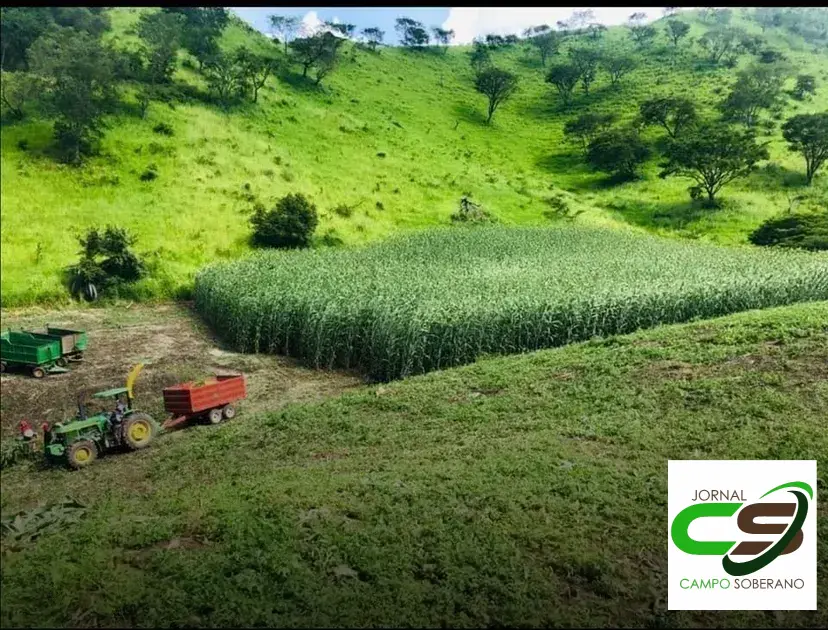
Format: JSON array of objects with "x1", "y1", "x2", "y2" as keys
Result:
[{"x1": 0, "y1": 302, "x2": 365, "y2": 435}]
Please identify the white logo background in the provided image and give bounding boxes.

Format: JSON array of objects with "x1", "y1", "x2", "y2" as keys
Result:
[{"x1": 668, "y1": 460, "x2": 816, "y2": 611}]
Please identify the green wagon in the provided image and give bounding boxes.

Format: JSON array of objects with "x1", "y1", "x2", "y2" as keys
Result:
[{"x1": 0, "y1": 326, "x2": 87, "y2": 378}]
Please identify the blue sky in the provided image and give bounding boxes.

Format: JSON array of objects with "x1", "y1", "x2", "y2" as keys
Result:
[{"x1": 230, "y1": 7, "x2": 675, "y2": 45}]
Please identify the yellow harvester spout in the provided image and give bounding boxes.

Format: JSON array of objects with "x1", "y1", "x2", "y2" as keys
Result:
[{"x1": 125, "y1": 363, "x2": 145, "y2": 402}]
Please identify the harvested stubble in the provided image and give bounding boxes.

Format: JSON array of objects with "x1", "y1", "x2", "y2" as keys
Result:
[{"x1": 194, "y1": 226, "x2": 828, "y2": 381}]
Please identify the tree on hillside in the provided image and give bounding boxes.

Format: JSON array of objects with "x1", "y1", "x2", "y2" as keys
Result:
[
  {"x1": 432, "y1": 27, "x2": 454, "y2": 51},
  {"x1": 484, "y1": 34, "x2": 507, "y2": 49},
  {"x1": 556, "y1": 20, "x2": 571, "y2": 37},
  {"x1": 569, "y1": 10, "x2": 595, "y2": 32},
  {"x1": 235, "y1": 47, "x2": 278, "y2": 103},
  {"x1": 28, "y1": 29, "x2": 116, "y2": 164},
  {"x1": 627, "y1": 13, "x2": 656, "y2": 48},
  {"x1": 138, "y1": 11, "x2": 185, "y2": 84},
  {"x1": 659, "y1": 123, "x2": 769, "y2": 205},
  {"x1": 586, "y1": 24, "x2": 607, "y2": 41},
  {"x1": 204, "y1": 52, "x2": 246, "y2": 107},
  {"x1": 781, "y1": 113, "x2": 828, "y2": 185},
  {"x1": 569, "y1": 46, "x2": 600, "y2": 95},
  {"x1": 663, "y1": 7, "x2": 679, "y2": 18},
  {"x1": 712, "y1": 8, "x2": 733, "y2": 26},
  {"x1": 602, "y1": 52, "x2": 637, "y2": 87},
  {"x1": 546, "y1": 62, "x2": 581, "y2": 105},
  {"x1": 474, "y1": 67, "x2": 518, "y2": 123},
  {"x1": 563, "y1": 112, "x2": 616, "y2": 154},
  {"x1": 0, "y1": 70, "x2": 41, "y2": 119},
  {"x1": 698, "y1": 27, "x2": 744, "y2": 64},
  {"x1": 640, "y1": 97, "x2": 697, "y2": 138},
  {"x1": 361, "y1": 27, "x2": 385, "y2": 51},
  {"x1": 586, "y1": 128, "x2": 650, "y2": 179},
  {"x1": 753, "y1": 8, "x2": 784, "y2": 33},
  {"x1": 530, "y1": 31, "x2": 559, "y2": 66},
  {"x1": 793, "y1": 75, "x2": 816, "y2": 101},
  {"x1": 163, "y1": 8, "x2": 228, "y2": 71},
  {"x1": 325, "y1": 21, "x2": 356, "y2": 39},
  {"x1": 269, "y1": 15, "x2": 300, "y2": 54},
  {"x1": 396, "y1": 17, "x2": 429, "y2": 48},
  {"x1": 720, "y1": 63, "x2": 790, "y2": 128},
  {"x1": 666, "y1": 20, "x2": 690, "y2": 47},
  {"x1": 290, "y1": 31, "x2": 344, "y2": 83},
  {"x1": 469, "y1": 41, "x2": 491, "y2": 76}
]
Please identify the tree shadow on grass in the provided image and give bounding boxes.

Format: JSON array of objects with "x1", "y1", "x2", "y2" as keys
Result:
[
  {"x1": 604, "y1": 198, "x2": 717, "y2": 232},
  {"x1": 278, "y1": 70, "x2": 324, "y2": 93},
  {"x1": 452, "y1": 102, "x2": 488, "y2": 126},
  {"x1": 516, "y1": 54, "x2": 543, "y2": 70},
  {"x1": 747, "y1": 163, "x2": 809, "y2": 191}
]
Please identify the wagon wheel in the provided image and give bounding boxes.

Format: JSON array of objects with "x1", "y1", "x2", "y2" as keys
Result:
[
  {"x1": 222, "y1": 404, "x2": 236, "y2": 420},
  {"x1": 206, "y1": 408, "x2": 224, "y2": 425},
  {"x1": 67, "y1": 440, "x2": 98, "y2": 470},
  {"x1": 31, "y1": 366, "x2": 45, "y2": 379},
  {"x1": 55, "y1": 357, "x2": 68, "y2": 368},
  {"x1": 0, "y1": 361, "x2": 6, "y2": 373},
  {"x1": 122, "y1": 413, "x2": 156, "y2": 450}
]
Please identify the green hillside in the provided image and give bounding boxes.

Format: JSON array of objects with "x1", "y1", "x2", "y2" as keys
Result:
[
  {"x1": 2, "y1": 301, "x2": 826, "y2": 627},
  {"x1": 2, "y1": 7, "x2": 827, "y2": 306}
]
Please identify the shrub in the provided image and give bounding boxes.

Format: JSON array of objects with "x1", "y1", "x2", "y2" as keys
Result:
[
  {"x1": 67, "y1": 226, "x2": 146, "y2": 301},
  {"x1": 450, "y1": 195, "x2": 495, "y2": 223},
  {"x1": 250, "y1": 193, "x2": 318, "y2": 249},
  {"x1": 152, "y1": 122, "x2": 174, "y2": 136},
  {"x1": 749, "y1": 213, "x2": 828, "y2": 251},
  {"x1": 139, "y1": 165, "x2": 158, "y2": 181}
]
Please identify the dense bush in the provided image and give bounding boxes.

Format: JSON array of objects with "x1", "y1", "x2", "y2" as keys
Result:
[
  {"x1": 250, "y1": 193, "x2": 318, "y2": 249},
  {"x1": 195, "y1": 227, "x2": 828, "y2": 381},
  {"x1": 67, "y1": 226, "x2": 146, "y2": 300},
  {"x1": 749, "y1": 213, "x2": 828, "y2": 251}
]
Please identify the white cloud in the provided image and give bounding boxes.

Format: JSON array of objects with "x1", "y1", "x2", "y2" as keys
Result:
[
  {"x1": 442, "y1": 7, "x2": 685, "y2": 44},
  {"x1": 299, "y1": 10, "x2": 324, "y2": 37}
]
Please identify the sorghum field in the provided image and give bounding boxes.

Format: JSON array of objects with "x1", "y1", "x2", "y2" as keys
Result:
[{"x1": 195, "y1": 226, "x2": 828, "y2": 380}]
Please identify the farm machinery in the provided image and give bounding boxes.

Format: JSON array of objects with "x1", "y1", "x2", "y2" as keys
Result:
[
  {"x1": 0, "y1": 326, "x2": 87, "y2": 377},
  {"x1": 37, "y1": 364, "x2": 247, "y2": 469}
]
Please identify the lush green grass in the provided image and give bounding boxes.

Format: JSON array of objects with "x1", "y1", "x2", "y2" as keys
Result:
[
  {"x1": 2, "y1": 301, "x2": 826, "y2": 627},
  {"x1": 195, "y1": 225, "x2": 828, "y2": 380},
  {"x1": 2, "y1": 8, "x2": 827, "y2": 306}
]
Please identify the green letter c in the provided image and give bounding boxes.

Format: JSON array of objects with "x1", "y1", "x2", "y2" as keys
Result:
[{"x1": 671, "y1": 503, "x2": 741, "y2": 555}]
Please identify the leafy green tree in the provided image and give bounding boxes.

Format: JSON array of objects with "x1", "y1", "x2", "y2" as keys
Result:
[
  {"x1": 602, "y1": 52, "x2": 637, "y2": 87},
  {"x1": 325, "y1": 21, "x2": 356, "y2": 39},
  {"x1": 235, "y1": 47, "x2": 278, "y2": 102},
  {"x1": 138, "y1": 10, "x2": 185, "y2": 84},
  {"x1": 163, "y1": 8, "x2": 228, "y2": 71},
  {"x1": 251, "y1": 193, "x2": 318, "y2": 249},
  {"x1": 28, "y1": 29, "x2": 116, "y2": 164},
  {"x1": 640, "y1": 96, "x2": 697, "y2": 138},
  {"x1": 569, "y1": 46, "x2": 600, "y2": 95},
  {"x1": 666, "y1": 20, "x2": 690, "y2": 47},
  {"x1": 395, "y1": 17, "x2": 429, "y2": 48},
  {"x1": 781, "y1": 113, "x2": 828, "y2": 185},
  {"x1": 432, "y1": 27, "x2": 454, "y2": 52},
  {"x1": 0, "y1": 70, "x2": 41, "y2": 120},
  {"x1": 546, "y1": 62, "x2": 581, "y2": 105},
  {"x1": 474, "y1": 67, "x2": 519, "y2": 123},
  {"x1": 204, "y1": 52, "x2": 246, "y2": 107},
  {"x1": 290, "y1": 32, "x2": 344, "y2": 83},
  {"x1": 586, "y1": 24, "x2": 607, "y2": 41},
  {"x1": 659, "y1": 123, "x2": 769, "y2": 205},
  {"x1": 753, "y1": 8, "x2": 784, "y2": 33},
  {"x1": 586, "y1": 128, "x2": 650, "y2": 179},
  {"x1": 720, "y1": 63, "x2": 789, "y2": 128},
  {"x1": 627, "y1": 13, "x2": 656, "y2": 48},
  {"x1": 698, "y1": 27, "x2": 744, "y2": 64},
  {"x1": 563, "y1": 112, "x2": 616, "y2": 153},
  {"x1": 68, "y1": 226, "x2": 146, "y2": 301},
  {"x1": 530, "y1": 31, "x2": 559, "y2": 66},
  {"x1": 793, "y1": 75, "x2": 816, "y2": 100},
  {"x1": 361, "y1": 27, "x2": 385, "y2": 51},
  {"x1": 268, "y1": 15, "x2": 300, "y2": 54},
  {"x1": 469, "y1": 41, "x2": 491, "y2": 76}
]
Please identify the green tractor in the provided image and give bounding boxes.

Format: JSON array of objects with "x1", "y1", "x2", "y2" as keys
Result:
[{"x1": 43, "y1": 364, "x2": 157, "y2": 469}]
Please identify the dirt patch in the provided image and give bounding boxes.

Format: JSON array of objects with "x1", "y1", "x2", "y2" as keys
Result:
[{"x1": 0, "y1": 302, "x2": 366, "y2": 435}]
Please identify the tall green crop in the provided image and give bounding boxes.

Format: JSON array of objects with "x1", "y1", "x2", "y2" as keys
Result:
[{"x1": 195, "y1": 226, "x2": 828, "y2": 381}]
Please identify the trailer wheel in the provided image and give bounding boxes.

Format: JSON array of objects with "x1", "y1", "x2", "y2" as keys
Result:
[
  {"x1": 31, "y1": 367, "x2": 45, "y2": 379},
  {"x1": 67, "y1": 440, "x2": 98, "y2": 469},
  {"x1": 122, "y1": 414, "x2": 155, "y2": 450},
  {"x1": 55, "y1": 357, "x2": 68, "y2": 368},
  {"x1": 207, "y1": 408, "x2": 224, "y2": 425},
  {"x1": 222, "y1": 404, "x2": 236, "y2": 420}
]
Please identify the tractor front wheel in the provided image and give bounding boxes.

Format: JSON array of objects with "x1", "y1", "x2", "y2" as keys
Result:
[
  {"x1": 206, "y1": 408, "x2": 224, "y2": 425},
  {"x1": 122, "y1": 414, "x2": 155, "y2": 450},
  {"x1": 55, "y1": 357, "x2": 68, "y2": 368},
  {"x1": 31, "y1": 367, "x2": 45, "y2": 379},
  {"x1": 67, "y1": 440, "x2": 98, "y2": 469}
]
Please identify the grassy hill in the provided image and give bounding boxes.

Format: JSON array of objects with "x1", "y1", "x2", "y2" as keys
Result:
[
  {"x1": 2, "y1": 300, "x2": 826, "y2": 627},
  {"x1": 1, "y1": 7, "x2": 827, "y2": 307}
]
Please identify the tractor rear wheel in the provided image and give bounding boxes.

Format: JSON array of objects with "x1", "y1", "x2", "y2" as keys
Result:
[
  {"x1": 31, "y1": 366, "x2": 45, "y2": 379},
  {"x1": 207, "y1": 408, "x2": 224, "y2": 425},
  {"x1": 222, "y1": 404, "x2": 236, "y2": 420},
  {"x1": 122, "y1": 413, "x2": 155, "y2": 450},
  {"x1": 55, "y1": 357, "x2": 68, "y2": 368},
  {"x1": 67, "y1": 440, "x2": 98, "y2": 469}
]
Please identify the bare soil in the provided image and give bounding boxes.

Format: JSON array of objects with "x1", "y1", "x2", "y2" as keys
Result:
[{"x1": 0, "y1": 302, "x2": 366, "y2": 436}]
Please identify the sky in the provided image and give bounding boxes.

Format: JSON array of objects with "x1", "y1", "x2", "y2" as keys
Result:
[{"x1": 230, "y1": 7, "x2": 678, "y2": 45}]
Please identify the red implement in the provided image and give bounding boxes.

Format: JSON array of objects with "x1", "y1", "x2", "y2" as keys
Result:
[{"x1": 162, "y1": 374, "x2": 246, "y2": 429}]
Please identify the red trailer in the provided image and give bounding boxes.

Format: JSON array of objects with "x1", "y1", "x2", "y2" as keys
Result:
[{"x1": 162, "y1": 374, "x2": 247, "y2": 430}]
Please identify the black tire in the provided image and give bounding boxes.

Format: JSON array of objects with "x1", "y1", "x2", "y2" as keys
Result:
[
  {"x1": 55, "y1": 357, "x2": 68, "y2": 368},
  {"x1": 32, "y1": 366, "x2": 45, "y2": 379},
  {"x1": 222, "y1": 404, "x2": 236, "y2": 420},
  {"x1": 67, "y1": 440, "x2": 98, "y2": 469},
  {"x1": 0, "y1": 361, "x2": 6, "y2": 373},
  {"x1": 121, "y1": 413, "x2": 156, "y2": 450},
  {"x1": 207, "y1": 408, "x2": 224, "y2": 425}
]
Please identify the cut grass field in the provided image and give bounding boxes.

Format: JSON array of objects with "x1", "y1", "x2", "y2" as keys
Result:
[
  {"x1": 1, "y1": 301, "x2": 826, "y2": 627},
  {"x1": 2, "y1": 8, "x2": 827, "y2": 306},
  {"x1": 195, "y1": 226, "x2": 828, "y2": 380}
]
